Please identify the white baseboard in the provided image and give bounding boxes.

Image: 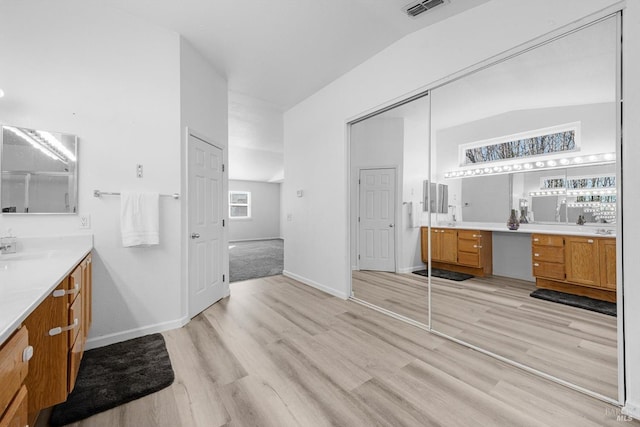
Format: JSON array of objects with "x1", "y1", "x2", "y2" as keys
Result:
[
  {"x1": 229, "y1": 237, "x2": 283, "y2": 243},
  {"x1": 622, "y1": 402, "x2": 640, "y2": 420},
  {"x1": 283, "y1": 270, "x2": 350, "y2": 300},
  {"x1": 398, "y1": 265, "x2": 426, "y2": 274},
  {"x1": 85, "y1": 317, "x2": 189, "y2": 350}
]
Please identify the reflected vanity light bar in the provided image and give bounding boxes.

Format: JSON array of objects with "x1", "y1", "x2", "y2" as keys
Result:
[
  {"x1": 4, "y1": 126, "x2": 68, "y2": 164},
  {"x1": 443, "y1": 152, "x2": 616, "y2": 179},
  {"x1": 37, "y1": 131, "x2": 76, "y2": 162},
  {"x1": 529, "y1": 188, "x2": 617, "y2": 197}
]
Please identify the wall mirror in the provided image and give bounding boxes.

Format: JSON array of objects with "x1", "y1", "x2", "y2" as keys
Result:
[
  {"x1": 430, "y1": 14, "x2": 619, "y2": 401},
  {"x1": 1, "y1": 125, "x2": 78, "y2": 214}
]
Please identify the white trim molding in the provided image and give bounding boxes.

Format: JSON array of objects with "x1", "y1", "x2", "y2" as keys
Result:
[
  {"x1": 85, "y1": 317, "x2": 189, "y2": 350},
  {"x1": 283, "y1": 270, "x2": 350, "y2": 300}
]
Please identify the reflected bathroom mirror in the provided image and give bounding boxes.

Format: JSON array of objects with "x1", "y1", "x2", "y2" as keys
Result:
[{"x1": 1, "y1": 125, "x2": 78, "y2": 214}]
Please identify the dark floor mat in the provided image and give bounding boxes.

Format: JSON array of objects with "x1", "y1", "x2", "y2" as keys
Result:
[
  {"x1": 530, "y1": 288, "x2": 616, "y2": 316},
  {"x1": 412, "y1": 268, "x2": 474, "y2": 281},
  {"x1": 49, "y1": 333, "x2": 175, "y2": 426}
]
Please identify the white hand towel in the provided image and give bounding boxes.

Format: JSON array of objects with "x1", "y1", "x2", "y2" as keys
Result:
[{"x1": 120, "y1": 191, "x2": 160, "y2": 247}]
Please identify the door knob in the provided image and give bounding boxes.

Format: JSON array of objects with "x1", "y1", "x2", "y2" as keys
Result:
[{"x1": 191, "y1": 233, "x2": 200, "y2": 239}]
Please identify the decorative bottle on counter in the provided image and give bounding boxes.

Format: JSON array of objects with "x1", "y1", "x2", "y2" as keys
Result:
[{"x1": 507, "y1": 209, "x2": 520, "y2": 230}]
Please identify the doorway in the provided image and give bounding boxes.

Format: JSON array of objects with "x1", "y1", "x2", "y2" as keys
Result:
[{"x1": 187, "y1": 132, "x2": 226, "y2": 319}]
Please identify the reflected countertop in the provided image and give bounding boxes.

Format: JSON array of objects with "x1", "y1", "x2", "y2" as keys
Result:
[
  {"x1": 0, "y1": 234, "x2": 93, "y2": 345},
  {"x1": 425, "y1": 222, "x2": 616, "y2": 237}
]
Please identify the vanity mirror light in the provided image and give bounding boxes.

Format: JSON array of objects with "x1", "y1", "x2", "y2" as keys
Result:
[{"x1": 1, "y1": 125, "x2": 78, "y2": 214}]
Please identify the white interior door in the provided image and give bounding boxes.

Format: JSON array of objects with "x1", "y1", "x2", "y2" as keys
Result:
[
  {"x1": 188, "y1": 134, "x2": 225, "y2": 318},
  {"x1": 359, "y1": 168, "x2": 396, "y2": 272}
]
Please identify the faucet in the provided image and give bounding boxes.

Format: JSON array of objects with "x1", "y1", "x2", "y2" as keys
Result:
[
  {"x1": 448, "y1": 205, "x2": 457, "y2": 222},
  {"x1": 0, "y1": 229, "x2": 16, "y2": 254}
]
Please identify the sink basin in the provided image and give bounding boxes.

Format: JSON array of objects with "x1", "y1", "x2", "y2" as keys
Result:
[{"x1": 0, "y1": 251, "x2": 57, "y2": 261}]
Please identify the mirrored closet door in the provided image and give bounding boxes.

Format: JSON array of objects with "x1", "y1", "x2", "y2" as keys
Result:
[
  {"x1": 429, "y1": 15, "x2": 620, "y2": 400},
  {"x1": 349, "y1": 95, "x2": 431, "y2": 325}
]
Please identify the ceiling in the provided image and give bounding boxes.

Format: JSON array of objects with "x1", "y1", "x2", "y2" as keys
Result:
[{"x1": 98, "y1": 0, "x2": 490, "y2": 110}]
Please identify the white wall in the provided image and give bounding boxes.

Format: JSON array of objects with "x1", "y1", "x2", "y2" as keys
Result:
[
  {"x1": 228, "y1": 92, "x2": 284, "y2": 182},
  {"x1": 179, "y1": 37, "x2": 230, "y2": 304},
  {"x1": 401, "y1": 113, "x2": 430, "y2": 271},
  {"x1": 0, "y1": 2, "x2": 228, "y2": 349},
  {"x1": 283, "y1": 0, "x2": 640, "y2": 412},
  {"x1": 228, "y1": 180, "x2": 281, "y2": 241}
]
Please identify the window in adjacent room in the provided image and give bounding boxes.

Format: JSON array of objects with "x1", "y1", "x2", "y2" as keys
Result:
[{"x1": 229, "y1": 191, "x2": 251, "y2": 218}]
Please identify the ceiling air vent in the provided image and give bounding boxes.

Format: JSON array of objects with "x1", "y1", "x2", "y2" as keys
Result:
[{"x1": 404, "y1": 0, "x2": 445, "y2": 18}]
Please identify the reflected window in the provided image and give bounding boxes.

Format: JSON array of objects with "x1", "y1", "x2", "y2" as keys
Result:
[{"x1": 462, "y1": 123, "x2": 578, "y2": 165}]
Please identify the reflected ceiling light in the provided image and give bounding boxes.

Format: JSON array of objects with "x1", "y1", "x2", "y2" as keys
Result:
[
  {"x1": 443, "y1": 152, "x2": 616, "y2": 179},
  {"x1": 37, "y1": 131, "x2": 76, "y2": 162}
]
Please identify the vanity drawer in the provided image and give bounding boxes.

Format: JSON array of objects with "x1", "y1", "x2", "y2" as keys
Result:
[
  {"x1": 457, "y1": 230, "x2": 484, "y2": 240},
  {"x1": 458, "y1": 238, "x2": 480, "y2": 254},
  {"x1": 68, "y1": 264, "x2": 83, "y2": 304},
  {"x1": 0, "y1": 385, "x2": 27, "y2": 427},
  {"x1": 68, "y1": 296, "x2": 82, "y2": 348},
  {"x1": 0, "y1": 327, "x2": 29, "y2": 417},
  {"x1": 68, "y1": 330, "x2": 84, "y2": 394},
  {"x1": 532, "y1": 246, "x2": 564, "y2": 263},
  {"x1": 533, "y1": 261, "x2": 565, "y2": 280},
  {"x1": 532, "y1": 234, "x2": 564, "y2": 247},
  {"x1": 458, "y1": 251, "x2": 480, "y2": 267}
]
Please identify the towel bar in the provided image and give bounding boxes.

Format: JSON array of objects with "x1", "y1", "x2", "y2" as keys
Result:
[{"x1": 93, "y1": 190, "x2": 180, "y2": 199}]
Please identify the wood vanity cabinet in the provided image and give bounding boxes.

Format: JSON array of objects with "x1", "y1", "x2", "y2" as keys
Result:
[
  {"x1": 532, "y1": 234, "x2": 615, "y2": 302},
  {"x1": 0, "y1": 327, "x2": 30, "y2": 427},
  {"x1": 431, "y1": 228, "x2": 457, "y2": 263},
  {"x1": 23, "y1": 253, "x2": 92, "y2": 424},
  {"x1": 420, "y1": 227, "x2": 493, "y2": 276}
]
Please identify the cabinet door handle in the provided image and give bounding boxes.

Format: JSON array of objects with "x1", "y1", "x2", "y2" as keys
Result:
[
  {"x1": 473, "y1": 245, "x2": 483, "y2": 248},
  {"x1": 52, "y1": 283, "x2": 80, "y2": 298},
  {"x1": 48, "y1": 318, "x2": 79, "y2": 336},
  {"x1": 533, "y1": 263, "x2": 540, "y2": 267},
  {"x1": 533, "y1": 238, "x2": 539, "y2": 242},
  {"x1": 473, "y1": 234, "x2": 482, "y2": 238},
  {"x1": 587, "y1": 239, "x2": 594, "y2": 243},
  {"x1": 534, "y1": 253, "x2": 540, "y2": 257},
  {"x1": 22, "y1": 345, "x2": 34, "y2": 362}
]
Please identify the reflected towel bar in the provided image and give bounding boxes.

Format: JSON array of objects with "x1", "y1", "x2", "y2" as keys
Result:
[{"x1": 93, "y1": 190, "x2": 180, "y2": 199}]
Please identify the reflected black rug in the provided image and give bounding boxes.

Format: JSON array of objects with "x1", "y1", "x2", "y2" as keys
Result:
[
  {"x1": 412, "y1": 268, "x2": 474, "y2": 281},
  {"x1": 49, "y1": 333, "x2": 175, "y2": 426},
  {"x1": 530, "y1": 289, "x2": 616, "y2": 317}
]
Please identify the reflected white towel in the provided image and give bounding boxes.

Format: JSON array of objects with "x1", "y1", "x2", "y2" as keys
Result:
[
  {"x1": 120, "y1": 191, "x2": 160, "y2": 247},
  {"x1": 408, "y1": 201, "x2": 421, "y2": 228}
]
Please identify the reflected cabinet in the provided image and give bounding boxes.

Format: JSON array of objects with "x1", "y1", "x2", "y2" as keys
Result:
[{"x1": 421, "y1": 227, "x2": 493, "y2": 277}]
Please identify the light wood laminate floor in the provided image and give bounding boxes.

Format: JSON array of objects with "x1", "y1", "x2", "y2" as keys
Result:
[
  {"x1": 352, "y1": 270, "x2": 618, "y2": 399},
  {"x1": 61, "y1": 275, "x2": 631, "y2": 426}
]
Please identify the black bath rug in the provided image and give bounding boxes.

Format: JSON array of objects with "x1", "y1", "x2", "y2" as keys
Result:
[
  {"x1": 412, "y1": 268, "x2": 474, "y2": 281},
  {"x1": 530, "y1": 288, "x2": 616, "y2": 317},
  {"x1": 49, "y1": 333, "x2": 175, "y2": 426}
]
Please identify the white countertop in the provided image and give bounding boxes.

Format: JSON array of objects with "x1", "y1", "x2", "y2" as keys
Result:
[
  {"x1": 0, "y1": 235, "x2": 93, "y2": 345},
  {"x1": 426, "y1": 221, "x2": 616, "y2": 237}
]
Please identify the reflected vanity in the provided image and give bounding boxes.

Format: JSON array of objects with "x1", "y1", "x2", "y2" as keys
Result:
[{"x1": 1, "y1": 125, "x2": 78, "y2": 214}]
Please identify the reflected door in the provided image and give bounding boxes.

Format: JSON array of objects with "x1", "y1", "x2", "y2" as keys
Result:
[{"x1": 359, "y1": 168, "x2": 396, "y2": 272}]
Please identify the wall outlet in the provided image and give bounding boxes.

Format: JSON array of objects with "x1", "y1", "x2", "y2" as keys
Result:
[{"x1": 79, "y1": 214, "x2": 91, "y2": 229}]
